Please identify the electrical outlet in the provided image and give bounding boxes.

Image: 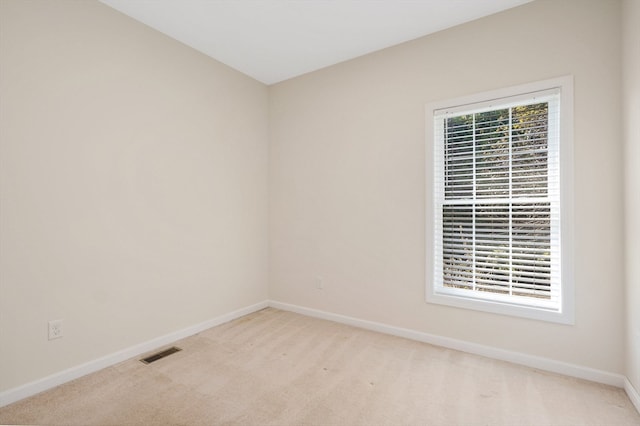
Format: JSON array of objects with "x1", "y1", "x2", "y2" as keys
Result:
[
  {"x1": 315, "y1": 276, "x2": 323, "y2": 290},
  {"x1": 48, "y1": 319, "x2": 63, "y2": 340}
]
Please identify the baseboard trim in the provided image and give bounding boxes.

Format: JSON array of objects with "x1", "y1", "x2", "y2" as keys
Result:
[
  {"x1": 0, "y1": 300, "x2": 269, "y2": 408},
  {"x1": 625, "y1": 377, "x2": 640, "y2": 414},
  {"x1": 268, "y1": 300, "x2": 626, "y2": 388}
]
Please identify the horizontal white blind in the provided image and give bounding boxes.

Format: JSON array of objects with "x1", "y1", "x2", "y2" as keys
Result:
[{"x1": 433, "y1": 89, "x2": 561, "y2": 310}]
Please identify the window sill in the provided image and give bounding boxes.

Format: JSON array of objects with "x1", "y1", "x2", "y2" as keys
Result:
[{"x1": 426, "y1": 289, "x2": 574, "y2": 324}]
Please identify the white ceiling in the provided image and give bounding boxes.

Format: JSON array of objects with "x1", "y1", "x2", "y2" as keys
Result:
[{"x1": 100, "y1": 0, "x2": 532, "y2": 85}]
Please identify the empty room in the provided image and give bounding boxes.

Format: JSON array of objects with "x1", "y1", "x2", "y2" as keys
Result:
[{"x1": 1, "y1": 0, "x2": 639, "y2": 424}]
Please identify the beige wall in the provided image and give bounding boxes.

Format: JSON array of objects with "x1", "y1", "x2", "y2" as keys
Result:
[
  {"x1": 623, "y1": 0, "x2": 640, "y2": 392},
  {"x1": 269, "y1": 0, "x2": 625, "y2": 373},
  {"x1": 0, "y1": 0, "x2": 268, "y2": 392}
]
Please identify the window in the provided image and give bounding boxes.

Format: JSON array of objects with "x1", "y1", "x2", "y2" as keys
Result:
[{"x1": 427, "y1": 77, "x2": 574, "y2": 324}]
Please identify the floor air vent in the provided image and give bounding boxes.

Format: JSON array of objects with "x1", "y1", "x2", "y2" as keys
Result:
[{"x1": 140, "y1": 346, "x2": 182, "y2": 364}]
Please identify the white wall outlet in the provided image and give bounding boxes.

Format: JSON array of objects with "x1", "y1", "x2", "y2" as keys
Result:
[
  {"x1": 315, "y1": 276, "x2": 323, "y2": 290},
  {"x1": 48, "y1": 319, "x2": 63, "y2": 340}
]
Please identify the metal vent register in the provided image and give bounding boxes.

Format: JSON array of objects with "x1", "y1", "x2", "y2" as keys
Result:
[{"x1": 140, "y1": 346, "x2": 182, "y2": 364}]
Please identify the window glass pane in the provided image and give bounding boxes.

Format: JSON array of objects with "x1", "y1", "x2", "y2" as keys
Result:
[
  {"x1": 512, "y1": 103, "x2": 548, "y2": 196},
  {"x1": 511, "y1": 202, "x2": 551, "y2": 299},
  {"x1": 474, "y1": 204, "x2": 510, "y2": 294},
  {"x1": 444, "y1": 115, "x2": 473, "y2": 199},
  {"x1": 475, "y1": 109, "x2": 509, "y2": 199},
  {"x1": 442, "y1": 205, "x2": 473, "y2": 290}
]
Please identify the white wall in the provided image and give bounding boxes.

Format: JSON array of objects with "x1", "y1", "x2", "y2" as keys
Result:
[
  {"x1": 269, "y1": 0, "x2": 625, "y2": 373},
  {"x1": 0, "y1": 0, "x2": 268, "y2": 392},
  {"x1": 623, "y1": 0, "x2": 640, "y2": 393}
]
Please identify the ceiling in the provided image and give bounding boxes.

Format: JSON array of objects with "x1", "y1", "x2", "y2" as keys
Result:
[{"x1": 99, "y1": 0, "x2": 532, "y2": 85}]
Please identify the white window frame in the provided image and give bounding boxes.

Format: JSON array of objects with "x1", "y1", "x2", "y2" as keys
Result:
[{"x1": 426, "y1": 76, "x2": 574, "y2": 325}]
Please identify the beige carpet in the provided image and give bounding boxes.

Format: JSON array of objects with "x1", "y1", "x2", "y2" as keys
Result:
[{"x1": 1, "y1": 307, "x2": 638, "y2": 425}]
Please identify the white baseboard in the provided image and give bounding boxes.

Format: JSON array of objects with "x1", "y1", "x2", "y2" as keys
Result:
[
  {"x1": 0, "y1": 300, "x2": 269, "y2": 408},
  {"x1": 625, "y1": 378, "x2": 640, "y2": 414},
  {"x1": 268, "y1": 300, "x2": 626, "y2": 388}
]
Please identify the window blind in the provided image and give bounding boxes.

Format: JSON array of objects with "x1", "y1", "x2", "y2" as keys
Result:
[{"x1": 433, "y1": 89, "x2": 561, "y2": 311}]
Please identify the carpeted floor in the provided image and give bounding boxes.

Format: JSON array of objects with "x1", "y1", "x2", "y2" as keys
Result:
[{"x1": 1, "y1": 307, "x2": 638, "y2": 425}]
